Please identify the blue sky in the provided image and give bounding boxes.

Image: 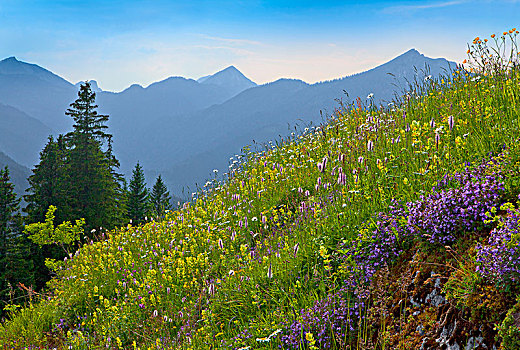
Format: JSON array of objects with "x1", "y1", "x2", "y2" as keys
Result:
[{"x1": 1, "y1": 0, "x2": 519, "y2": 91}]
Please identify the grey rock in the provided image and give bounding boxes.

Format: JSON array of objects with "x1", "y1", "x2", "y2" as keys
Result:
[
  {"x1": 425, "y1": 288, "x2": 446, "y2": 307},
  {"x1": 437, "y1": 321, "x2": 458, "y2": 349},
  {"x1": 465, "y1": 336, "x2": 487, "y2": 350}
]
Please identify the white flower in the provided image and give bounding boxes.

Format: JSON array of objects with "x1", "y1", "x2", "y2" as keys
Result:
[{"x1": 367, "y1": 93, "x2": 374, "y2": 99}]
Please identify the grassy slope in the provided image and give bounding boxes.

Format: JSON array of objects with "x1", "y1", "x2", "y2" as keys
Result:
[{"x1": 2, "y1": 34, "x2": 520, "y2": 349}]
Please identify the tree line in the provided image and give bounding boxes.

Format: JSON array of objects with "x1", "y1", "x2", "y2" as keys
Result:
[{"x1": 0, "y1": 82, "x2": 174, "y2": 317}]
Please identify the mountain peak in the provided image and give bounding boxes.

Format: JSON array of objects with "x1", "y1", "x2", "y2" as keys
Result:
[
  {"x1": 220, "y1": 65, "x2": 240, "y2": 73},
  {"x1": 75, "y1": 80, "x2": 103, "y2": 92},
  {"x1": 404, "y1": 48, "x2": 421, "y2": 55},
  {"x1": 0, "y1": 56, "x2": 73, "y2": 88},
  {"x1": 197, "y1": 65, "x2": 256, "y2": 96},
  {"x1": 1, "y1": 56, "x2": 19, "y2": 63}
]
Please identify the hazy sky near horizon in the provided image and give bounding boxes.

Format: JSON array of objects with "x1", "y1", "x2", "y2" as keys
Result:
[{"x1": 1, "y1": 0, "x2": 518, "y2": 91}]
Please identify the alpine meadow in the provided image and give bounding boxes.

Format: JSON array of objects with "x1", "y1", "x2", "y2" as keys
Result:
[{"x1": 2, "y1": 28, "x2": 520, "y2": 349}]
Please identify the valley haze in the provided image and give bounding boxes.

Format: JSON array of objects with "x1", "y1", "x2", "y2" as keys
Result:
[{"x1": 0, "y1": 49, "x2": 456, "y2": 198}]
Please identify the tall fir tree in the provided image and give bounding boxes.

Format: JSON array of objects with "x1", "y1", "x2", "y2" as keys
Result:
[
  {"x1": 24, "y1": 135, "x2": 69, "y2": 224},
  {"x1": 149, "y1": 175, "x2": 172, "y2": 218},
  {"x1": 127, "y1": 162, "x2": 148, "y2": 225},
  {"x1": 0, "y1": 167, "x2": 34, "y2": 314},
  {"x1": 23, "y1": 82, "x2": 126, "y2": 289},
  {"x1": 23, "y1": 136, "x2": 69, "y2": 289},
  {"x1": 64, "y1": 82, "x2": 124, "y2": 232}
]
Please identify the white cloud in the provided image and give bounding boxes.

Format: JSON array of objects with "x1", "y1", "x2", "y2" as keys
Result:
[
  {"x1": 383, "y1": 0, "x2": 466, "y2": 13},
  {"x1": 197, "y1": 34, "x2": 263, "y2": 46}
]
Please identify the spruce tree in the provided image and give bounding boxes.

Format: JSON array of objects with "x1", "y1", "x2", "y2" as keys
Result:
[
  {"x1": 0, "y1": 167, "x2": 34, "y2": 313},
  {"x1": 127, "y1": 162, "x2": 148, "y2": 225},
  {"x1": 150, "y1": 175, "x2": 172, "y2": 218},
  {"x1": 24, "y1": 135, "x2": 68, "y2": 224},
  {"x1": 64, "y1": 82, "x2": 124, "y2": 232},
  {"x1": 23, "y1": 136, "x2": 71, "y2": 289}
]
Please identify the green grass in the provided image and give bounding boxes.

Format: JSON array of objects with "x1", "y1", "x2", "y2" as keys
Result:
[{"x1": 2, "y1": 30, "x2": 520, "y2": 350}]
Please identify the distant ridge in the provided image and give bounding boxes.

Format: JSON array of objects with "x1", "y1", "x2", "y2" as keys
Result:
[
  {"x1": 0, "y1": 102, "x2": 53, "y2": 167},
  {"x1": 0, "y1": 50, "x2": 457, "y2": 196},
  {"x1": 198, "y1": 65, "x2": 257, "y2": 96}
]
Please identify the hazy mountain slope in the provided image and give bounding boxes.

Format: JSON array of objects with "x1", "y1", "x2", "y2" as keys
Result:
[
  {"x1": 0, "y1": 57, "x2": 77, "y2": 133},
  {"x1": 0, "y1": 59, "x2": 257, "y2": 186},
  {"x1": 0, "y1": 151, "x2": 31, "y2": 198},
  {"x1": 137, "y1": 49, "x2": 457, "y2": 194},
  {"x1": 0, "y1": 103, "x2": 53, "y2": 167},
  {"x1": 0, "y1": 50, "x2": 457, "y2": 197},
  {"x1": 309, "y1": 48, "x2": 456, "y2": 104},
  {"x1": 95, "y1": 75, "x2": 252, "y2": 172}
]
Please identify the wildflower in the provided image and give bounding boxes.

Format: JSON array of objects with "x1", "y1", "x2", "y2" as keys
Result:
[
  {"x1": 367, "y1": 140, "x2": 374, "y2": 152},
  {"x1": 208, "y1": 284, "x2": 215, "y2": 295},
  {"x1": 228, "y1": 270, "x2": 235, "y2": 276},
  {"x1": 317, "y1": 156, "x2": 328, "y2": 173},
  {"x1": 293, "y1": 243, "x2": 300, "y2": 257},
  {"x1": 448, "y1": 115, "x2": 454, "y2": 131},
  {"x1": 267, "y1": 262, "x2": 273, "y2": 279},
  {"x1": 424, "y1": 75, "x2": 432, "y2": 81},
  {"x1": 430, "y1": 118, "x2": 435, "y2": 128},
  {"x1": 367, "y1": 93, "x2": 374, "y2": 99},
  {"x1": 153, "y1": 309, "x2": 158, "y2": 317},
  {"x1": 218, "y1": 238, "x2": 224, "y2": 250}
]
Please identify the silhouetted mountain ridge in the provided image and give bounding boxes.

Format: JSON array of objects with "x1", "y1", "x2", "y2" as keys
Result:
[{"x1": 0, "y1": 50, "x2": 457, "y2": 196}]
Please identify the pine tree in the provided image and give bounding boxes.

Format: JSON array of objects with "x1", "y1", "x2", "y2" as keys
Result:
[
  {"x1": 24, "y1": 135, "x2": 68, "y2": 224},
  {"x1": 0, "y1": 167, "x2": 34, "y2": 313},
  {"x1": 65, "y1": 82, "x2": 109, "y2": 142},
  {"x1": 23, "y1": 136, "x2": 71, "y2": 290},
  {"x1": 64, "y1": 82, "x2": 124, "y2": 232},
  {"x1": 127, "y1": 162, "x2": 148, "y2": 225},
  {"x1": 150, "y1": 175, "x2": 172, "y2": 218}
]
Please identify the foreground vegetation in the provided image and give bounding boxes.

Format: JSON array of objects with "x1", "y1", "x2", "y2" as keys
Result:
[{"x1": 2, "y1": 29, "x2": 520, "y2": 349}]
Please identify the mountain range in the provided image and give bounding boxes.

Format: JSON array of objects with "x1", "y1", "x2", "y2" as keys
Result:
[{"x1": 0, "y1": 49, "x2": 457, "y2": 197}]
